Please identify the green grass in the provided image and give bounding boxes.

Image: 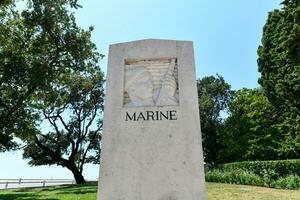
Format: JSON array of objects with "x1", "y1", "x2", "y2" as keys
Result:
[
  {"x1": 1, "y1": 182, "x2": 300, "y2": 200},
  {"x1": 207, "y1": 183, "x2": 300, "y2": 200},
  {"x1": 0, "y1": 182, "x2": 97, "y2": 200}
]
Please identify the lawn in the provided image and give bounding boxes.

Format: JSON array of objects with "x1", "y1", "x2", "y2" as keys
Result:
[
  {"x1": 0, "y1": 182, "x2": 97, "y2": 200},
  {"x1": 206, "y1": 183, "x2": 300, "y2": 200},
  {"x1": 1, "y1": 182, "x2": 300, "y2": 200}
]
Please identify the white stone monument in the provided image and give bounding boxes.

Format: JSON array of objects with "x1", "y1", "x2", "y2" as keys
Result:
[{"x1": 98, "y1": 39, "x2": 206, "y2": 200}]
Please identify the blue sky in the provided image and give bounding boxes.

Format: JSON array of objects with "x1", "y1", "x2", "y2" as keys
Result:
[
  {"x1": 75, "y1": 0, "x2": 281, "y2": 89},
  {"x1": 1, "y1": 0, "x2": 281, "y2": 180}
]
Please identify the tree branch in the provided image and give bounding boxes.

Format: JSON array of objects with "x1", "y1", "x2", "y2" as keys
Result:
[
  {"x1": 79, "y1": 142, "x2": 91, "y2": 173},
  {"x1": 84, "y1": 107, "x2": 97, "y2": 137}
]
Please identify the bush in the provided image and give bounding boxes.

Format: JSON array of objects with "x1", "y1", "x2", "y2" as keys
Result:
[
  {"x1": 205, "y1": 160, "x2": 300, "y2": 189},
  {"x1": 205, "y1": 169, "x2": 264, "y2": 186},
  {"x1": 272, "y1": 175, "x2": 300, "y2": 189}
]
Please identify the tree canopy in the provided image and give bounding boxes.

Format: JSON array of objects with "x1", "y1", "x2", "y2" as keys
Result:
[
  {"x1": 0, "y1": 0, "x2": 105, "y2": 183},
  {"x1": 0, "y1": 0, "x2": 102, "y2": 152},
  {"x1": 257, "y1": 0, "x2": 300, "y2": 157},
  {"x1": 220, "y1": 89, "x2": 284, "y2": 162},
  {"x1": 197, "y1": 75, "x2": 234, "y2": 164}
]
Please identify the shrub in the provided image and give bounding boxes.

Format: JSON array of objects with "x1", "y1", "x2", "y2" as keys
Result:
[
  {"x1": 205, "y1": 160, "x2": 300, "y2": 189},
  {"x1": 205, "y1": 169, "x2": 264, "y2": 186},
  {"x1": 272, "y1": 175, "x2": 300, "y2": 189}
]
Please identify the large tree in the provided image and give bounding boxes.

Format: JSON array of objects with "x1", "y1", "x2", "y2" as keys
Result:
[
  {"x1": 197, "y1": 75, "x2": 234, "y2": 164},
  {"x1": 220, "y1": 89, "x2": 284, "y2": 162},
  {"x1": 0, "y1": 0, "x2": 105, "y2": 183},
  {"x1": 257, "y1": 0, "x2": 300, "y2": 156},
  {"x1": 0, "y1": 0, "x2": 96, "y2": 151},
  {"x1": 23, "y1": 69, "x2": 104, "y2": 184}
]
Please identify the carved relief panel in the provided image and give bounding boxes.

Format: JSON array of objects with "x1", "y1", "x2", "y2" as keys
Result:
[{"x1": 123, "y1": 58, "x2": 179, "y2": 107}]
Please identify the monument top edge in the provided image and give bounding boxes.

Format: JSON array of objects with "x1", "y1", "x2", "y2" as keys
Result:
[{"x1": 109, "y1": 39, "x2": 193, "y2": 47}]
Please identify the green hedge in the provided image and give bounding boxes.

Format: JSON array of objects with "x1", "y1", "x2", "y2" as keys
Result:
[{"x1": 205, "y1": 160, "x2": 300, "y2": 189}]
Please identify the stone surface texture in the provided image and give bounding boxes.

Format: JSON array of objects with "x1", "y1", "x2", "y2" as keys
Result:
[{"x1": 97, "y1": 39, "x2": 206, "y2": 200}]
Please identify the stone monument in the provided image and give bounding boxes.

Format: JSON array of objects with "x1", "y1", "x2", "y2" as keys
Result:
[{"x1": 97, "y1": 39, "x2": 206, "y2": 200}]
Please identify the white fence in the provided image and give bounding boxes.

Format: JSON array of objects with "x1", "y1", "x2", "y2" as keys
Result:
[{"x1": 0, "y1": 179, "x2": 75, "y2": 189}]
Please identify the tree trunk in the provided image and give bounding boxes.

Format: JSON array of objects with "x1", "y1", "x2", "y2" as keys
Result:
[
  {"x1": 33, "y1": 136, "x2": 87, "y2": 184},
  {"x1": 72, "y1": 169, "x2": 86, "y2": 184},
  {"x1": 66, "y1": 162, "x2": 86, "y2": 184}
]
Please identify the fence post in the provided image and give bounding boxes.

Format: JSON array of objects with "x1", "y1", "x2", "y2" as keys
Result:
[
  {"x1": 5, "y1": 182, "x2": 8, "y2": 189},
  {"x1": 43, "y1": 180, "x2": 46, "y2": 187},
  {"x1": 19, "y1": 178, "x2": 21, "y2": 184}
]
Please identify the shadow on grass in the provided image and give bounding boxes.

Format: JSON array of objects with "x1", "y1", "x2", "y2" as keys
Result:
[
  {"x1": 0, "y1": 182, "x2": 97, "y2": 200},
  {"x1": 0, "y1": 193, "x2": 58, "y2": 200},
  {"x1": 14, "y1": 182, "x2": 97, "y2": 193},
  {"x1": 8, "y1": 182, "x2": 98, "y2": 198},
  {"x1": 56, "y1": 188, "x2": 97, "y2": 195},
  {"x1": 55, "y1": 182, "x2": 97, "y2": 195}
]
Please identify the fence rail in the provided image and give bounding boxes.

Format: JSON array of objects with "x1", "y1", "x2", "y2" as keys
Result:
[{"x1": 0, "y1": 179, "x2": 75, "y2": 189}]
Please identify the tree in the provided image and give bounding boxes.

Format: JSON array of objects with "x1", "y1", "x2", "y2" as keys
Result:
[
  {"x1": 197, "y1": 75, "x2": 234, "y2": 164},
  {"x1": 257, "y1": 0, "x2": 300, "y2": 156},
  {"x1": 23, "y1": 69, "x2": 104, "y2": 184},
  {"x1": 0, "y1": 0, "x2": 94, "y2": 151},
  {"x1": 1, "y1": 0, "x2": 105, "y2": 183},
  {"x1": 0, "y1": 0, "x2": 14, "y2": 6},
  {"x1": 220, "y1": 89, "x2": 284, "y2": 162},
  {"x1": 0, "y1": 0, "x2": 33, "y2": 151}
]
